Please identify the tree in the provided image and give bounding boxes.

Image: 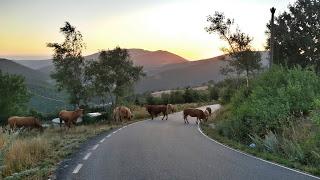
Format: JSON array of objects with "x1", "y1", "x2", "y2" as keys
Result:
[
  {"x1": 0, "y1": 71, "x2": 30, "y2": 122},
  {"x1": 86, "y1": 47, "x2": 145, "y2": 106},
  {"x1": 266, "y1": 0, "x2": 320, "y2": 72},
  {"x1": 206, "y1": 12, "x2": 261, "y2": 87},
  {"x1": 47, "y1": 22, "x2": 87, "y2": 107}
]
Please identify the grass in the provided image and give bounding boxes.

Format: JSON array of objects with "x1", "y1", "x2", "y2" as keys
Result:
[
  {"x1": 0, "y1": 123, "x2": 115, "y2": 179},
  {"x1": 0, "y1": 102, "x2": 211, "y2": 179},
  {"x1": 201, "y1": 106, "x2": 320, "y2": 177}
]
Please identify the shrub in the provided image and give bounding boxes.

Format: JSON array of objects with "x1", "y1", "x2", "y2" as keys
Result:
[
  {"x1": 209, "y1": 86, "x2": 219, "y2": 100},
  {"x1": 218, "y1": 66, "x2": 320, "y2": 142}
]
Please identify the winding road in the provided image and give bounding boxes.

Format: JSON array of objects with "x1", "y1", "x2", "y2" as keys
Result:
[{"x1": 57, "y1": 104, "x2": 319, "y2": 180}]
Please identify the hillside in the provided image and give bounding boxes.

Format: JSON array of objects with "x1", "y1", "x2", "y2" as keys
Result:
[
  {"x1": 135, "y1": 55, "x2": 228, "y2": 92},
  {"x1": 15, "y1": 49, "x2": 188, "y2": 75},
  {"x1": 0, "y1": 59, "x2": 69, "y2": 113},
  {"x1": 13, "y1": 59, "x2": 52, "y2": 70},
  {"x1": 0, "y1": 59, "x2": 51, "y2": 85},
  {"x1": 3, "y1": 51, "x2": 270, "y2": 97},
  {"x1": 135, "y1": 52, "x2": 269, "y2": 93}
]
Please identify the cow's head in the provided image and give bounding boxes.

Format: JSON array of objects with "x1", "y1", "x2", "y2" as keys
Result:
[{"x1": 76, "y1": 109, "x2": 84, "y2": 117}]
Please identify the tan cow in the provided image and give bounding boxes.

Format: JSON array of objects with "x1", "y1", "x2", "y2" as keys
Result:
[
  {"x1": 167, "y1": 104, "x2": 176, "y2": 114},
  {"x1": 113, "y1": 106, "x2": 133, "y2": 123},
  {"x1": 8, "y1": 116, "x2": 43, "y2": 132},
  {"x1": 183, "y1": 108, "x2": 208, "y2": 124},
  {"x1": 59, "y1": 109, "x2": 84, "y2": 128}
]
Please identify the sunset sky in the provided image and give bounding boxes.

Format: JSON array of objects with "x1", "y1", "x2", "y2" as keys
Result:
[{"x1": 0, "y1": 0, "x2": 295, "y2": 60}]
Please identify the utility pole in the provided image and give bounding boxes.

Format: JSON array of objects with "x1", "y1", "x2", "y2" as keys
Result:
[{"x1": 270, "y1": 7, "x2": 276, "y2": 67}]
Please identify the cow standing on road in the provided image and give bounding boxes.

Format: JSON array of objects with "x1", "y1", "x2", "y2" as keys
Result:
[
  {"x1": 145, "y1": 104, "x2": 174, "y2": 120},
  {"x1": 183, "y1": 108, "x2": 208, "y2": 124}
]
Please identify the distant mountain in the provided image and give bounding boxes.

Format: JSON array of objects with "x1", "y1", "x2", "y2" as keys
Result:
[
  {"x1": 15, "y1": 48, "x2": 188, "y2": 75},
  {"x1": 0, "y1": 59, "x2": 69, "y2": 113},
  {"x1": 134, "y1": 52, "x2": 269, "y2": 93},
  {"x1": 134, "y1": 55, "x2": 228, "y2": 93},
  {"x1": 0, "y1": 59, "x2": 51, "y2": 85},
  {"x1": 13, "y1": 59, "x2": 53, "y2": 70},
  {"x1": 2, "y1": 50, "x2": 270, "y2": 96},
  {"x1": 85, "y1": 48, "x2": 187, "y2": 70}
]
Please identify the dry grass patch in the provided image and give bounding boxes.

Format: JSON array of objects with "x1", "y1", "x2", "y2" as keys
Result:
[{"x1": 3, "y1": 137, "x2": 49, "y2": 176}]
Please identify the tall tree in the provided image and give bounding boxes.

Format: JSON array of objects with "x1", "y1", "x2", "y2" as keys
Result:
[
  {"x1": 47, "y1": 22, "x2": 87, "y2": 107},
  {"x1": 86, "y1": 47, "x2": 145, "y2": 106},
  {"x1": 266, "y1": 0, "x2": 320, "y2": 72},
  {"x1": 206, "y1": 12, "x2": 261, "y2": 87},
  {"x1": 0, "y1": 70, "x2": 30, "y2": 122}
]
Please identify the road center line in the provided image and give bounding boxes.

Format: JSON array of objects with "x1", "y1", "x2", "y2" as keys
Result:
[
  {"x1": 72, "y1": 164, "x2": 83, "y2": 174},
  {"x1": 92, "y1": 144, "x2": 99, "y2": 150},
  {"x1": 100, "y1": 138, "x2": 106, "y2": 143},
  {"x1": 83, "y1": 152, "x2": 92, "y2": 160}
]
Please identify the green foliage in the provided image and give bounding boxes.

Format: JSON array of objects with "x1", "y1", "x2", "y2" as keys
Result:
[
  {"x1": 218, "y1": 66, "x2": 320, "y2": 142},
  {"x1": 86, "y1": 47, "x2": 145, "y2": 106},
  {"x1": 208, "y1": 85, "x2": 219, "y2": 101},
  {"x1": 47, "y1": 22, "x2": 87, "y2": 107},
  {"x1": 0, "y1": 71, "x2": 30, "y2": 123},
  {"x1": 266, "y1": 0, "x2": 320, "y2": 72}
]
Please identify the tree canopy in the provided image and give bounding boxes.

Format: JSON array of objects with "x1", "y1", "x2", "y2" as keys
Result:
[
  {"x1": 47, "y1": 22, "x2": 87, "y2": 107},
  {"x1": 266, "y1": 0, "x2": 320, "y2": 71},
  {"x1": 0, "y1": 70, "x2": 30, "y2": 121},
  {"x1": 86, "y1": 47, "x2": 145, "y2": 106}
]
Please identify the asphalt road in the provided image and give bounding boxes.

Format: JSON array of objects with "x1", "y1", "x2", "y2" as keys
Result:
[{"x1": 58, "y1": 104, "x2": 319, "y2": 180}]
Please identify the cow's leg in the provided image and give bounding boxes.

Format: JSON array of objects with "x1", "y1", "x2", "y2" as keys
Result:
[
  {"x1": 59, "y1": 118, "x2": 63, "y2": 127},
  {"x1": 165, "y1": 112, "x2": 168, "y2": 120},
  {"x1": 151, "y1": 114, "x2": 154, "y2": 120},
  {"x1": 161, "y1": 112, "x2": 165, "y2": 120}
]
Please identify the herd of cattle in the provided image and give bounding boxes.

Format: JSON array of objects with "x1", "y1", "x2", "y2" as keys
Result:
[{"x1": 6, "y1": 104, "x2": 212, "y2": 132}]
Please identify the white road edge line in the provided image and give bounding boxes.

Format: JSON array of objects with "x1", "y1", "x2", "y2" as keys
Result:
[
  {"x1": 106, "y1": 134, "x2": 111, "y2": 138},
  {"x1": 197, "y1": 124, "x2": 320, "y2": 179},
  {"x1": 72, "y1": 164, "x2": 83, "y2": 174},
  {"x1": 83, "y1": 152, "x2": 92, "y2": 160},
  {"x1": 92, "y1": 144, "x2": 99, "y2": 150},
  {"x1": 100, "y1": 138, "x2": 106, "y2": 143}
]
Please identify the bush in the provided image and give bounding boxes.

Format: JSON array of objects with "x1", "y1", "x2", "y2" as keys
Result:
[
  {"x1": 218, "y1": 66, "x2": 320, "y2": 142},
  {"x1": 209, "y1": 86, "x2": 219, "y2": 100}
]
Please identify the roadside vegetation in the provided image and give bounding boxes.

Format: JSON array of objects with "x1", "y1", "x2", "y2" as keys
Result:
[
  {"x1": 202, "y1": 0, "x2": 320, "y2": 176},
  {"x1": 0, "y1": 102, "x2": 207, "y2": 179}
]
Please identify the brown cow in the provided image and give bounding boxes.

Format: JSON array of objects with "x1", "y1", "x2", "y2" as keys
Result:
[
  {"x1": 59, "y1": 109, "x2": 84, "y2": 128},
  {"x1": 8, "y1": 116, "x2": 43, "y2": 132},
  {"x1": 113, "y1": 106, "x2": 133, "y2": 123},
  {"x1": 146, "y1": 104, "x2": 174, "y2": 120},
  {"x1": 183, "y1": 108, "x2": 208, "y2": 124}
]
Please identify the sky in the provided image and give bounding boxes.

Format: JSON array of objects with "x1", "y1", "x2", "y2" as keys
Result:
[{"x1": 0, "y1": 0, "x2": 296, "y2": 61}]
